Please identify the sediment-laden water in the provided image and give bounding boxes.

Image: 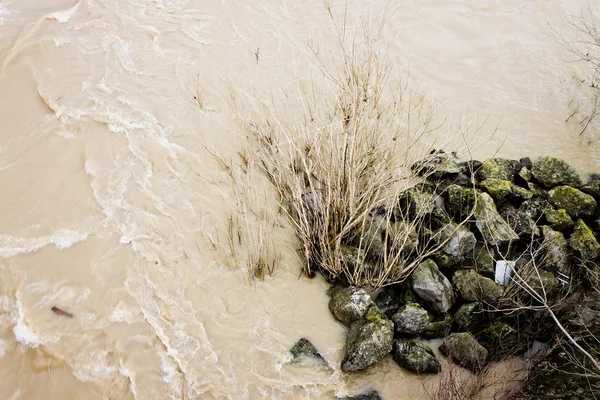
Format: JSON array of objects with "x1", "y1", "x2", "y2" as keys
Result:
[{"x1": 0, "y1": 0, "x2": 598, "y2": 399}]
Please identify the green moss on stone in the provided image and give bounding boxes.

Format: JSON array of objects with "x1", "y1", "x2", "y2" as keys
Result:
[
  {"x1": 570, "y1": 219, "x2": 600, "y2": 260},
  {"x1": 544, "y1": 208, "x2": 574, "y2": 231},
  {"x1": 532, "y1": 156, "x2": 582, "y2": 188},
  {"x1": 548, "y1": 186, "x2": 597, "y2": 219}
]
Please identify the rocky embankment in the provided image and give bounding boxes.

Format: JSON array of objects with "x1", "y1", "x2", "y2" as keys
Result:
[{"x1": 291, "y1": 154, "x2": 600, "y2": 399}]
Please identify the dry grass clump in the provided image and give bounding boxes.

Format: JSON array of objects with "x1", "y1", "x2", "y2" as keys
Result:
[{"x1": 236, "y1": 5, "x2": 475, "y2": 287}]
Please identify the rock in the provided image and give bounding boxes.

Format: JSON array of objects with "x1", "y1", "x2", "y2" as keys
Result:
[
  {"x1": 290, "y1": 338, "x2": 328, "y2": 366},
  {"x1": 452, "y1": 173, "x2": 472, "y2": 187},
  {"x1": 511, "y1": 185, "x2": 534, "y2": 201},
  {"x1": 548, "y1": 186, "x2": 597, "y2": 219},
  {"x1": 532, "y1": 156, "x2": 582, "y2": 188},
  {"x1": 392, "y1": 303, "x2": 431, "y2": 336},
  {"x1": 541, "y1": 227, "x2": 571, "y2": 276},
  {"x1": 520, "y1": 157, "x2": 533, "y2": 170},
  {"x1": 431, "y1": 251, "x2": 460, "y2": 270},
  {"x1": 475, "y1": 321, "x2": 519, "y2": 361},
  {"x1": 458, "y1": 160, "x2": 483, "y2": 177},
  {"x1": 329, "y1": 286, "x2": 376, "y2": 327},
  {"x1": 392, "y1": 340, "x2": 441, "y2": 374},
  {"x1": 500, "y1": 206, "x2": 539, "y2": 238},
  {"x1": 544, "y1": 208, "x2": 574, "y2": 231},
  {"x1": 411, "y1": 259, "x2": 455, "y2": 313},
  {"x1": 455, "y1": 302, "x2": 481, "y2": 330},
  {"x1": 412, "y1": 150, "x2": 461, "y2": 179},
  {"x1": 422, "y1": 314, "x2": 453, "y2": 339},
  {"x1": 339, "y1": 390, "x2": 382, "y2": 400},
  {"x1": 466, "y1": 245, "x2": 496, "y2": 277},
  {"x1": 375, "y1": 287, "x2": 403, "y2": 318},
  {"x1": 581, "y1": 179, "x2": 600, "y2": 200},
  {"x1": 341, "y1": 319, "x2": 394, "y2": 372},
  {"x1": 436, "y1": 223, "x2": 476, "y2": 257},
  {"x1": 439, "y1": 332, "x2": 489, "y2": 373},
  {"x1": 479, "y1": 158, "x2": 520, "y2": 181},
  {"x1": 386, "y1": 221, "x2": 419, "y2": 254},
  {"x1": 453, "y1": 269, "x2": 504, "y2": 302},
  {"x1": 570, "y1": 219, "x2": 600, "y2": 260},
  {"x1": 445, "y1": 184, "x2": 477, "y2": 221},
  {"x1": 518, "y1": 167, "x2": 532, "y2": 182},
  {"x1": 473, "y1": 192, "x2": 519, "y2": 245},
  {"x1": 398, "y1": 186, "x2": 436, "y2": 218},
  {"x1": 523, "y1": 267, "x2": 558, "y2": 296},
  {"x1": 527, "y1": 182, "x2": 549, "y2": 199},
  {"x1": 520, "y1": 198, "x2": 550, "y2": 220},
  {"x1": 480, "y1": 178, "x2": 512, "y2": 202}
]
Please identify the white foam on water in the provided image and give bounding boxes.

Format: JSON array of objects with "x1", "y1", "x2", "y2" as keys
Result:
[
  {"x1": 7, "y1": 389, "x2": 21, "y2": 400},
  {"x1": 109, "y1": 302, "x2": 141, "y2": 324},
  {"x1": 45, "y1": 2, "x2": 80, "y2": 24},
  {"x1": 12, "y1": 300, "x2": 40, "y2": 349},
  {"x1": 0, "y1": 229, "x2": 90, "y2": 258}
]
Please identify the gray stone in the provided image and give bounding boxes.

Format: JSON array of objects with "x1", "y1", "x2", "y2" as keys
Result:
[
  {"x1": 479, "y1": 158, "x2": 520, "y2": 181},
  {"x1": 290, "y1": 338, "x2": 328, "y2": 366},
  {"x1": 374, "y1": 287, "x2": 403, "y2": 318},
  {"x1": 500, "y1": 206, "x2": 539, "y2": 238},
  {"x1": 454, "y1": 302, "x2": 481, "y2": 330},
  {"x1": 392, "y1": 303, "x2": 431, "y2": 336},
  {"x1": 541, "y1": 226, "x2": 571, "y2": 276},
  {"x1": 473, "y1": 192, "x2": 519, "y2": 245},
  {"x1": 329, "y1": 286, "x2": 376, "y2": 327},
  {"x1": 520, "y1": 199, "x2": 550, "y2": 220},
  {"x1": 532, "y1": 156, "x2": 582, "y2": 188},
  {"x1": 570, "y1": 219, "x2": 600, "y2": 260},
  {"x1": 439, "y1": 332, "x2": 489, "y2": 373},
  {"x1": 581, "y1": 179, "x2": 600, "y2": 200},
  {"x1": 341, "y1": 319, "x2": 394, "y2": 372},
  {"x1": 466, "y1": 245, "x2": 496, "y2": 277},
  {"x1": 544, "y1": 208, "x2": 574, "y2": 231},
  {"x1": 339, "y1": 390, "x2": 382, "y2": 400},
  {"x1": 392, "y1": 340, "x2": 441, "y2": 374},
  {"x1": 422, "y1": 314, "x2": 453, "y2": 339},
  {"x1": 413, "y1": 151, "x2": 462, "y2": 178},
  {"x1": 445, "y1": 184, "x2": 477, "y2": 221},
  {"x1": 453, "y1": 269, "x2": 504, "y2": 302},
  {"x1": 411, "y1": 259, "x2": 454, "y2": 313},
  {"x1": 436, "y1": 222, "x2": 477, "y2": 257},
  {"x1": 548, "y1": 186, "x2": 597, "y2": 219}
]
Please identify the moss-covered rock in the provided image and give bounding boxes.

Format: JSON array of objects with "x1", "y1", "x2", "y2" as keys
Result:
[
  {"x1": 398, "y1": 186, "x2": 436, "y2": 219},
  {"x1": 422, "y1": 313, "x2": 453, "y2": 339},
  {"x1": 581, "y1": 179, "x2": 600, "y2": 200},
  {"x1": 411, "y1": 259, "x2": 455, "y2": 314},
  {"x1": 473, "y1": 192, "x2": 519, "y2": 245},
  {"x1": 392, "y1": 302, "x2": 431, "y2": 336},
  {"x1": 500, "y1": 206, "x2": 540, "y2": 238},
  {"x1": 374, "y1": 286, "x2": 403, "y2": 318},
  {"x1": 392, "y1": 340, "x2": 441, "y2": 374},
  {"x1": 436, "y1": 222, "x2": 477, "y2": 257},
  {"x1": 386, "y1": 221, "x2": 419, "y2": 254},
  {"x1": 466, "y1": 244, "x2": 496, "y2": 277},
  {"x1": 329, "y1": 286, "x2": 376, "y2": 327},
  {"x1": 342, "y1": 319, "x2": 394, "y2": 372},
  {"x1": 439, "y1": 332, "x2": 489, "y2": 373},
  {"x1": 570, "y1": 219, "x2": 600, "y2": 260},
  {"x1": 523, "y1": 267, "x2": 558, "y2": 296},
  {"x1": 518, "y1": 167, "x2": 532, "y2": 182},
  {"x1": 412, "y1": 150, "x2": 461, "y2": 179},
  {"x1": 453, "y1": 269, "x2": 504, "y2": 302},
  {"x1": 532, "y1": 156, "x2": 582, "y2": 188},
  {"x1": 548, "y1": 186, "x2": 597, "y2": 219},
  {"x1": 540, "y1": 226, "x2": 571, "y2": 276},
  {"x1": 454, "y1": 302, "x2": 482, "y2": 330},
  {"x1": 339, "y1": 390, "x2": 382, "y2": 400},
  {"x1": 544, "y1": 207, "x2": 574, "y2": 231},
  {"x1": 290, "y1": 338, "x2": 329, "y2": 367},
  {"x1": 445, "y1": 184, "x2": 477, "y2": 221},
  {"x1": 431, "y1": 251, "x2": 460, "y2": 270},
  {"x1": 520, "y1": 198, "x2": 550, "y2": 220},
  {"x1": 475, "y1": 321, "x2": 519, "y2": 361},
  {"x1": 511, "y1": 185, "x2": 534, "y2": 201},
  {"x1": 479, "y1": 158, "x2": 520, "y2": 181},
  {"x1": 480, "y1": 178, "x2": 512, "y2": 201}
]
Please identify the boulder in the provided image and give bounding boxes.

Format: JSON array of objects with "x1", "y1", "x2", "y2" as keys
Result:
[
  {"x1": 445, "y1": 184, "x2": 477, "y2": 221},
  {"x1": 522, "y1": 267, "x2": 558, "y2": 296},
  {"x1": 392, "y1": 340, "x2": 441, "y2": 374},
  {"x1": 570, "y1": 219, "x2": 600, "y2": 260},
  {"x1": 511, "y1": 185, "x2": 534, "y2": 201},
  {"x1": 412, "y1": 150, "x2": 461, "y2": 179},
  {"x1": 478, "y1": 158, "x2": 520, "y2": 181},
  {"x1": 548, "y1": 186, "x2": 597, "y2": 219},
  {"x1": 520, "y1": 199, "x2": 550, "y2": 220},
  {"x1": 518, "y1": 167, "x2": 532, "y2": 182},
  {"x1": 480, "y1": 178, "x2": 512, "y2": 202},
  {"x1": 531, "y1": 156, "x2": 582, "y2": 188},
  {"x1": 436, "y1": 222, "x2": 477, "y2": 257},
  {"x1": 398, "y1": 186, "x2": 436, "y2": 218},
  {"x1": 544, "y1": 208, "x2": 574, "y2": 231},
  {"x1": 541, "y1": 226, "x2": 571, "y2": 276},
  {"x1": 466, "y1": 245, "x2": 496, "y2": 277},
  {"x1": 500, "y1": 206, "x2": 539, "y2": 238},
  {"x1": 374, "y1": 286, "x2": 403, "y2": 318},
  {"x1": 431, "y1": 251, "x2": 460, "y2": 270},
  {"x1": 475, "y1": 321, "x2": 519, "y2": 361},
  {"x1": 473, "y1": 192, "x2": 519, "y2": 245},
  {"x1": 411, "y1": 259, "x2": 455, "y2": 313},
  {"x1": 581, "y1": 179, "x2": 600, "y2": 200},
  {"x1": 520, "y1": 157, "x2": 533, "y2": 170},
  {"x1": 339, "y1": 390, "x2": 382, "y2": 400},
  {"x1": 439, "y1": 332, "x2": 489, "y2": 373},
  {"x1": 454, "y1": 302, "x2": 481, "y2": 330},
  {"x1": 392, "y1": 303, "x2": 431, "y2": 336},
  {"x1": 341, "y1": 319, "x2": 394, "y2": 372},
  {"x1": 290, "y1": 338, "x2": 328, "y2": 367},
  {"x1": 453, "y1": 269, "x2": 504, "y2": 302},
  {"x1": 386, "y1": 221, "x2": 419, "y2": 254},
  {"x1": 422, "y1": 314, "x2": 453, "y2": 339},
  {"x1": 329, "y1": 286, "x2": 376, "y2": 327}
]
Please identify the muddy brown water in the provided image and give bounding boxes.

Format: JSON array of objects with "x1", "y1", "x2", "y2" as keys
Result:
[{"x1": 0, "y1": 0, "x2": 598, "y2": 399}]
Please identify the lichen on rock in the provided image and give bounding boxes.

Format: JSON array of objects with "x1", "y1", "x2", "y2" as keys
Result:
[
  {"x1": 548, "y1": 185, "x2": 597, "y2": 219},
  {"x1": 570, "y1": 219, "x2": 600, "y2": 260},
  {"x1": 341, "y1": 319, "x2": 394, "y2": 372},
  {"x1": 532, "y1": 156, "x2": 582, "y2": 188},
  {"x1": 392, "y1": 340, "x2": 441, "y2": 374}
]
